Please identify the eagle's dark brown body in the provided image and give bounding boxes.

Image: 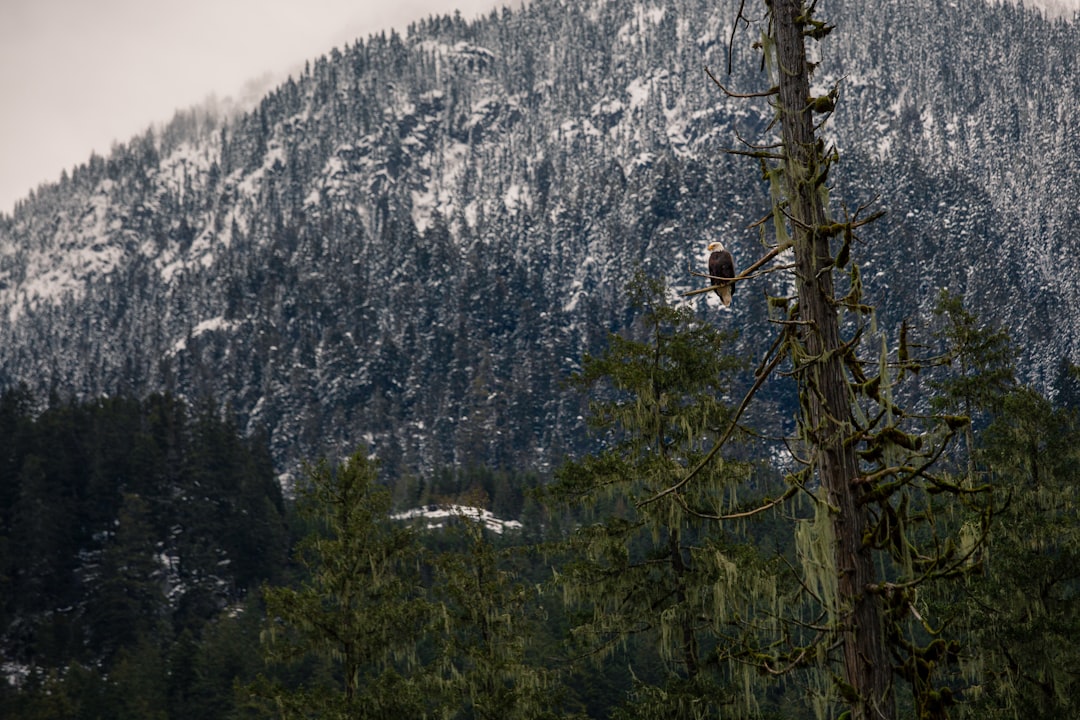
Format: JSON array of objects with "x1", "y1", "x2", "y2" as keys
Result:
[{"x1": 707, "y1": 242, "x2": 735, "y2": 306}]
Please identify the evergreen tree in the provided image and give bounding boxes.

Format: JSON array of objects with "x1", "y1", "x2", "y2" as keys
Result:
[
  {"x1": 255, "y1": 450, "x2": 430, "y2": 718},
  {"x1": 713, "y1": 3, "x2": 994, "y2": 717},
  {"x1": 104, "y1": 637, "x2": 169, "y2": 720},
  {"x1": 185, "y1": 608, "x2": 267, "y2": 720},
  {"x1": 546, "y1": 273, "x2": 769, "y2": 717},
  {"x1": 87, "y1": 492, "x2": 167, "y2": 659},
  {"x1": 930, "y1": 290, "x2": 1015, "y2": 481},
  {"x1": 428, "y1": 520, "x2": 563, "y2": 719},
  {"x1": 0, "y1": 391, "x2": 289, "y2": 718},
  {"x1": 10, "y1": 451, "x2": 80, "y2": 650},
  {"x1": 956, "y1": 387, "x2": 1080, "y2": 719}
]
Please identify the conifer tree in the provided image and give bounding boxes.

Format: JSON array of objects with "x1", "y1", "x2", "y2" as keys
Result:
[
  {"x1": 929, "y1": 291, "x2": 1015, "y2": 482},
  {"x1": 105, "y1": 637, "x2": 169, "y2": 720},
  {"x1": 691, "y1": 2, "x2": 996, "y2": 717},
  {"x1": 546, "y1": 273, "x2": 768, "y2": 717},
  {"x1": 910, "y1": 300, "x2": 1079, "y2": 716},
  {"x1": 924, "y1": 302, "x2": 1075, "y2": 720},
  {"x1": 956, "y1": 387, "x2": 1080, "y2": 719},
  {"x1": 255, "y1": 450, "x2": 430, "y2": 718},
  {"x1": 763, "y1": 2, "x2": 892, "y2": 712},
  {"x1": 428, "y1": 519, "x2": 562, "y2": 720},
  {"x1": 88, "y1": 492, "x2": 167, "y2": 659}
]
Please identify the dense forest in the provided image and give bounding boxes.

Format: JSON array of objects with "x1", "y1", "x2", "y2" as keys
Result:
[
  {"x1": 3, "y1": 0, "x2": 1079, "y2": 717},
  {"x1": 1, "y1": 0, "x2": 1078, "y2": 479},
  {"x1": 2, "y1": 282, "x2": 1079, "y2": 718}
]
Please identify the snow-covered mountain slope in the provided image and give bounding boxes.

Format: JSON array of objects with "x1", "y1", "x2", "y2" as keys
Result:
[
  {"x1": 1, "y1": 0, "x2": 1077, "y2": 477},
  {"x1": 1012, "y1": 0, "x2": 1080, "y2": 18}
]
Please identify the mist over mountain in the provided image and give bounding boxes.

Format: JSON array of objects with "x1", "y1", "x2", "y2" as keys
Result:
[{"x1": 1, "y1": 0, "x2": 1077, "y2": 479}]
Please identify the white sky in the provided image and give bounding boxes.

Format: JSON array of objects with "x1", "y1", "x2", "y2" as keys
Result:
[{"x1": 0, "y1": 0, "x2": 514, "y2": 215}]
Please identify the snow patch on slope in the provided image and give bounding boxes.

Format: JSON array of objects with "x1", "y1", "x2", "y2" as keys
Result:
[
  {"x1": 169, "y1": 316, "x2": 238, "y2": 356},
  {"x1": 3, "y1": 179, "x2": 128, "y2": 323},
  {"x1": 391, "y1": 504, "x2": 523, "y2": 534}
]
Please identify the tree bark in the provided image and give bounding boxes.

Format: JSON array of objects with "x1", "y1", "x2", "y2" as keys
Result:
[{"x1": 766, "y1": 1, "x2": 895, "y2": 717}]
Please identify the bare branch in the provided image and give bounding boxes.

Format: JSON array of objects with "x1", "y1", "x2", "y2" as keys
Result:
[
  {"x1": 638, "y1": 344, "x2": 784, "y2": 507},
  {"x1": 681, "y1": 484, "x2": 799, "y2": 522},
  {"x1": 726, "y1": 0, "x2": 749, "y2": 75},
  {"x1": 682, "y1": 242, "x2": 792, "y2": 298},
  {"x1": 734, "y1": 124, "x2": 783, "y2": 151},
  {"x1": 725, "y1": 147, "x2": 786, "y2": 160},
  {"x1": 683, "y1": 263, "x2": 794, "y2": 298},
  {"x1": 706, "y1": 65, "x2": 779, "y2": 98}
]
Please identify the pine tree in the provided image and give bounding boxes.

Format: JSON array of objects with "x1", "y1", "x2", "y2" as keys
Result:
[
  {"x1": 10, "y1": 452, "x2": 79, "y2": 630},
  {"x1": 710, "y1": 3, "x2": 994, "y2": 717},
  {"x1": 428, "y1": 519, "x2": 563, "y2": 720},
  {"x1": 929, "y1": 290, "x2": 1015, "y2": 482},
  {"x1": 104, "y1": 637, "x2": 169, "y2": 720},
  {"x1": 87, "y1": 492, "x2": 167, "y2": 660},
  {"x1": 546, "y1": 273, "x2": 769, "y2": 717},
  {"x1": 956, "y1": 387, "x2": 1080, "y2": 719},
  {"x1": 255, "y1": 450, "x2": 430, "y2": 718}
]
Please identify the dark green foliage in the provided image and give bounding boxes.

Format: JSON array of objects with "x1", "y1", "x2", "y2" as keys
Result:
[
  {"x1": 901, "y1": 297, "x2": 1080, "y2": 720},
  {"x1": 88, "y1": 492, "x2": 168, "y2": 659},
  {"x1": 255, "y1": 451, "x2": 432, "y2": 718},
  {"x1": 955, "y1": 387, "x2": 1080, "y2": 719},
  {"x1": 254, "y1": 451, "x2": 570, "y2": 719},
  {"x1": 2, "y1": 296, "x2": 1079, "y2": 720},
  {"x1": 103, "y1": 637, "x2": 170, "y2": 720},
  {"x1": 183, "y1": 399, "x2": 288, "y2": 592},
  {"x1": 544, "y1": 273, "x2": 772, "y2": 717},
  {"x1": 930, "y1": 290, "x2": 1015, "y2": 425},
  {"x1": 428, "y1": 521, "x2": 565, "y2": 719},
  {"x1": 0, "y1": 389, "x2": 286, "y2": 719}
]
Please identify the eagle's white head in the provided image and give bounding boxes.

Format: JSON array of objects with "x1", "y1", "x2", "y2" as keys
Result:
[{"x1": 706, "y1": 241, "x2": 726, "y2": 253}]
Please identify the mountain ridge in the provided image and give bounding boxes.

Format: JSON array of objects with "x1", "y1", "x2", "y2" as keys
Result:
[{"x1": 1, "y1": 0, "x2": 1077, "y2": 477}]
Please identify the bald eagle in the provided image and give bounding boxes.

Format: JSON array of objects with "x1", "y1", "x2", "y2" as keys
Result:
[{"x1": 707, "y1": 241, "x2": 735, "y2": 307}]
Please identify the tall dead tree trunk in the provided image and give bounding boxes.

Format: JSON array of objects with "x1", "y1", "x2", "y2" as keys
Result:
[{"x1": 766, "y1": 1, "x2": 895, "y2": 717}]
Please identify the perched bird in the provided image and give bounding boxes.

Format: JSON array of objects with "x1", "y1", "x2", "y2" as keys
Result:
[{"x1": 706, "y1": 241, "x2": 736, "y2": 306}]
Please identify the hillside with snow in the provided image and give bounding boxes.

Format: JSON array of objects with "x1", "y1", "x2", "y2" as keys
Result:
[{"x1": 1, "y1": 0, "x2": 1078, "y2": 477}]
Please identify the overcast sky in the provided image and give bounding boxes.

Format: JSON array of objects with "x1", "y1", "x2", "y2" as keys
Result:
[{"x1": 0, "y1": 0, "x2": 515, "y2": 215}]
